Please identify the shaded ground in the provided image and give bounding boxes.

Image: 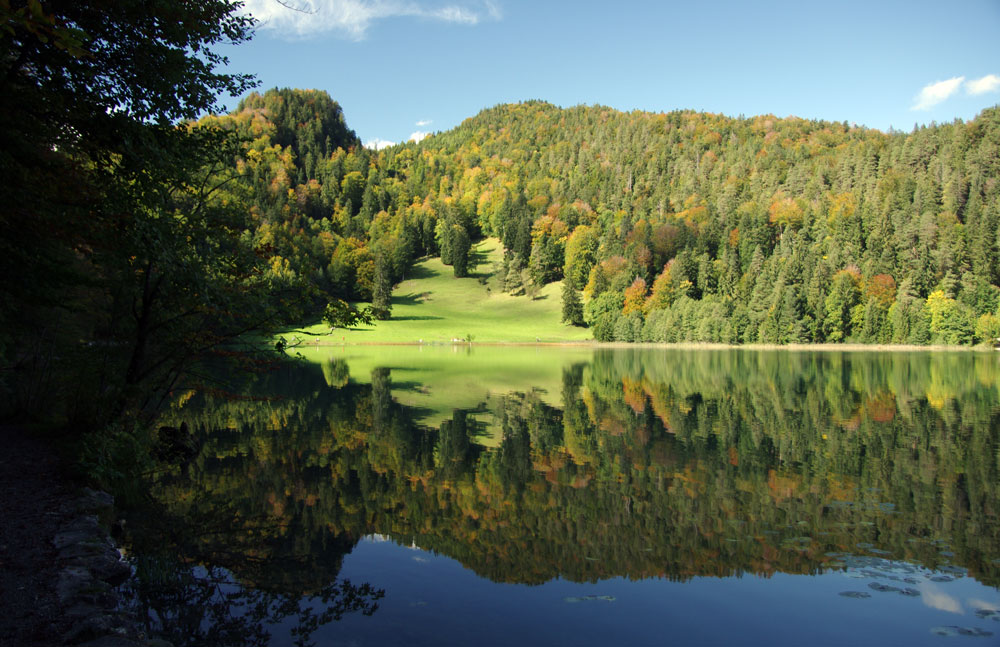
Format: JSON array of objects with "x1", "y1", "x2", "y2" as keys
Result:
[{"x1": 0, "y1": 424, "x2": 79, "y2": 646}]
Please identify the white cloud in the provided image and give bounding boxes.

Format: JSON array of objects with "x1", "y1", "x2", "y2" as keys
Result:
[
  {"x1": 967, "y1": 598, "x2": 999, "y2": 612},
  {"x1": 409, "y1": 131, "x2": 429, "y2": 143},
  {"x1": 911, "y1": 76, "x2": 965, "y2": 111},
  {"x1": 966, "y1": 74, "x2": 1000, "y2": 96},
  {"x1": 365, "y1": 137, "x2": 395, "y2": 150},
  {"x1": 415, "y1": 119, "x2": 433, "y2": 127},
  {"x1": 484, "y1": 0, "x2": 502, "y2": 20},
  {"x1": 429, "y1": 5, "x2": 478, "y2": 23},
  {"x1": 241, "y1": 0, "x2": 500, "y2": 40},
  {"x1": 920, "y1": 583, "x2": 963, "y2": 614}
]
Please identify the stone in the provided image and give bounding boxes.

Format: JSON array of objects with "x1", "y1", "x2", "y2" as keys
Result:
[
  {"x1": 78, "y1": 488, "x2": 115, "y2": 515},
  {"x1": 57, "y1": 566, "x2": 98, "y2": 603},
  {"x1": 46, "y1": 488, "x2": 157, "y2": 646},
  {"x1": 78, "y1": 637, "x2": 143, "y2": 647},
  {"x1": 63, "y1": 613, "x2": 121, "y2": 643},
  {"x1": 59, "y1": 540, "x2": 110, "y2": 560},
  {"x1": 65, "y1": 603, "x2": 103, "y2": 619},
  {"x1": 80, "y1": 488, "x2": 114, "y2": 507},
  {"x1": 54, "y1": 530, "x2": 101, "y2": 551},
  {"x1": 86, "y1": 548, "x2": 132, "y2": 586},
  {"x1": 64, "y1": 514, "x2": 102, "y2": 535},
  {"x1": 56, "y1": 565, "x2": 113, "y2": 608}
]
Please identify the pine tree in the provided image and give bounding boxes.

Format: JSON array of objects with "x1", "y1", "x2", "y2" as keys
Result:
[
  {"x1": 561, "y1": 278, "x2": 585, "y2": 326},
  {"x1": 524, "y1": 273, "x2": 540, "y2": 300},
  {"x1": 451, "y1": 225, "x2": 471, "y2": 278},
  {"x1": 823, "y1": 269, "x2": 861, "y2": 342},
  {"x1": 436, "y1": 219, "x2": 453, "y2": 265},
  {"x1": 371, "y1": 254, "x2": 392, "y2": 320},
  {"x1": 499, "y1": 252, "x2": 511, "y2": 292},
  {"x1": 506, "y1": 255, "x2": 525, "y2": 295}
]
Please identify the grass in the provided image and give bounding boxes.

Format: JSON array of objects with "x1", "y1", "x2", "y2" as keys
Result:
[
  {"x1": 277, "y1": 240, "x2": 594, "y2": 442},
  {"x1": 281, "y1": 238, "x2": 593, "y2": 345}
]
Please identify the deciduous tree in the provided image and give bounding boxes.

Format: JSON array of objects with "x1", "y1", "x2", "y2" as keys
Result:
[{"x1": 0, "y1": 0, "x2": 264, "y2": 424}]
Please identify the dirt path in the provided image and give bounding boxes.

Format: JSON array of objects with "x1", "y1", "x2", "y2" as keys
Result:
[{"x1": 0, "y1": 424, "x2": 79, "y2": 646}]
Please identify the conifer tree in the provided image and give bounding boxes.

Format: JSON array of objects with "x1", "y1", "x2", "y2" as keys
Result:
[
  {"x1": 562, "y1": 278, "x2": 585, "y2": 326},
  {"x1": 451, "y1": 225, "x2": 471, "y2": 278},
  {"x1": 371, "y1": 254, "x2": 392, "y2": 320},
  {"x1": 436, "y1": 219, "x2": 454, "y2": 265},
  {"x1": 499, "y1": 252, "x2": 512, "y2": 293},
  {"x1": 506, "y1": 256, "x2": 525, "y2": 295}
]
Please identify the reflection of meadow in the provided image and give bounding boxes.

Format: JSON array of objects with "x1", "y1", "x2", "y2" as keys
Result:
[
  {"x1": 308, "y1": 344, "x2": 594, "y2": 433},
  {"x1": 151, "y1": 348, "x2": 1000, "y2": 594}
]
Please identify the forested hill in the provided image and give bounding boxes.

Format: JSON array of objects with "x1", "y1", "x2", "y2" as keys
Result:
[{"x1": 218, "y1": 90, "x2": 1000, "y2": 345}]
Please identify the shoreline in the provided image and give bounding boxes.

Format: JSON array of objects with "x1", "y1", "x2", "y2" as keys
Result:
[
  {"x1": 0, "y1": 426, "x2": 156, "y2": 646},
  {"x1": 289, "y1": 339, "x2": 997, "y2": 353}
]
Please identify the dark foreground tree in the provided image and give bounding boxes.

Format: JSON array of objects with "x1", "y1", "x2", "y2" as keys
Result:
[
  {"x1": 0, "y1": 0, "x2": 268, "y2": 426},
  {"x1": 323, "y1": 300, "x2": 375, "y2": 329}
]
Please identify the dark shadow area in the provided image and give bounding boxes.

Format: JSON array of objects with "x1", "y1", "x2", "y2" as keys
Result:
[
  {"x1": 468, "y1": 246, "x2": 490, "y2": 269},
  {"x1": 390, "y1": 315, "x2": 444, "y2": 321},
  {"x1": 361, "y1": 367, "x2": 424, "y2": 377},
  {"x1": 387, "y1": 380, "x2": 430, "y2": 394},
  {"x1": 404, "y1": 263, "x2": 435, "y2": 280},
  {"x1": 467, "y1": 245, "x2": 496, "y2": 281},
  {"x1": 392, "y1": 292, "x2": 433, "y2": 306}
]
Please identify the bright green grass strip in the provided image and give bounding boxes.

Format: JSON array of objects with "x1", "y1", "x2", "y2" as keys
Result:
[
  {"x1": 295, "y1": 344, "x2": 597, "y2": 442},
  {"x1": 282, "y1": 238, "x2": 593, "y2": 345}
]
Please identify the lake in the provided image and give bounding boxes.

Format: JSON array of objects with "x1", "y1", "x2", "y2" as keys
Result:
[{"x1": 124, "y1": 346, "x2": 1000, "y2": 646}]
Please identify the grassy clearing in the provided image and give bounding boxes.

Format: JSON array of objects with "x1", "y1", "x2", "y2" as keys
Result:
[{"x1": 282, "y1": 238, "x2": 593, "y2": 345}]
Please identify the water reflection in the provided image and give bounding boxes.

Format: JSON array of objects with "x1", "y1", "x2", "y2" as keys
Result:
[
  {"x1": 121, "y1": 557, "x2": 381, "y2": 647},
  {"x1": 129, "y1": 348, "x2": 1000, "y2": 644}
]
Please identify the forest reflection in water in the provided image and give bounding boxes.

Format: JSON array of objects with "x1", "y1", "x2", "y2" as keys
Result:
[{"x1": 126, "y1": 348, "x2": 1000, "y2": 645}]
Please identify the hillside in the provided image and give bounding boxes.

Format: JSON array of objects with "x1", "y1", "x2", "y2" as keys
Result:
[
  {"x1": 215, "y1": 90, "x2": 1000, "y2": 346},
  {"x1": 387, "y1": 102, "x2": 1000, "y2": 345}
]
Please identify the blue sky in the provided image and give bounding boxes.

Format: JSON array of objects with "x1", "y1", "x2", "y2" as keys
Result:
[{"x1": 223, "y1": 0, "x2": 1000, "y2": 148}]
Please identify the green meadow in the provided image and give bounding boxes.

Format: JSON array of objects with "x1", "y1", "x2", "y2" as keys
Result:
[
  {"x1": 281, "y1": 238, "x2": 593, "y2": 346},
  {"x1": 278, "y1": 237, "x2": 596, "y2": 442}
]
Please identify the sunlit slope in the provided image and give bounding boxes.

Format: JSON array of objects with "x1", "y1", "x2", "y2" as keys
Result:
[{"x1": 285, "y1": 238, "x2": 593, "y2": 345}]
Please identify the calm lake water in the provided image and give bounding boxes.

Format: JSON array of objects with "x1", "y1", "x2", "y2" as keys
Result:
[{"x1": 126, "y1": 347, "x2": 1000, "y2": 646}]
